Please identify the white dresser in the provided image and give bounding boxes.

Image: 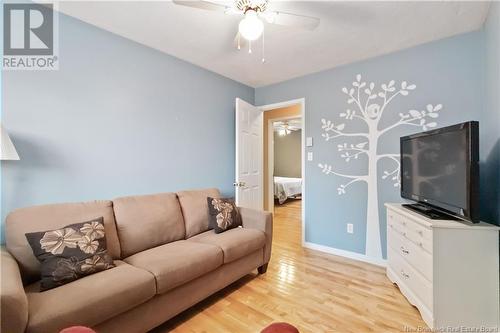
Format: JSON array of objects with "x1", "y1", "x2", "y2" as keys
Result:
[{"x1": 385, "y1": 203, "x2": 500, "y2": 330}]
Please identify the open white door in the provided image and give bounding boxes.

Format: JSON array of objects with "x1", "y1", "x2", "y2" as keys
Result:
[{"x1": 235, "y1": 98, "x2": 263, "y2": 210}]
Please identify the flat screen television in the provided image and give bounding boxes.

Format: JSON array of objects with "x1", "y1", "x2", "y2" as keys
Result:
[{"x1": 400, "y1": 121, "x2": 479, "y2": 223}]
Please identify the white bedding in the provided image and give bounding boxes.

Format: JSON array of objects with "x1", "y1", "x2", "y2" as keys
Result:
[{"x1": 274, "y1": 177, "x2": 302, "y2": 204}]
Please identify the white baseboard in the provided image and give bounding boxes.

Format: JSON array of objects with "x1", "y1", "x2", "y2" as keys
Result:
[{"x1": 303, "y1": 241, "x2": 387, "y2": 267}]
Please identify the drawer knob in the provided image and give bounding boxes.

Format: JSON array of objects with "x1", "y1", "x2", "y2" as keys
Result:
[
  {"x1": 418, "y1": 231, "x2": 423, "y2": 236},
  {"x1": 400, "y1": 246, "x2": 409, "y2": 255},
  {"x1": 400, "y1": 270, "x2": 410, "y2": 279}
]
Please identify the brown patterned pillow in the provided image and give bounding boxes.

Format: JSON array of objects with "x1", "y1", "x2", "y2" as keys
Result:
[
  {"x1": 25, "y1": 217, "x2": 115, "y2": 291},
  {"x1": 207, "y1": 197, "x2": 242, "y2": 234}
]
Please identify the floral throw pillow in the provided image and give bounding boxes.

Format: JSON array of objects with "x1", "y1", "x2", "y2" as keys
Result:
[
  {"x1": 25, "y1": 217, "x2": 115, "y2": 291},
  {"x1": 207, "y1": 197, "x2": 242, "y2": 234}
]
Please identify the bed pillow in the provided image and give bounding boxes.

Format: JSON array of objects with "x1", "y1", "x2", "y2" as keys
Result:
[
  {"x1": 207, "y1": 197, "x2": 242, "y2": 234},
  {"x1": 25, "y1": 217, "x2": 115, "y2": 291}
]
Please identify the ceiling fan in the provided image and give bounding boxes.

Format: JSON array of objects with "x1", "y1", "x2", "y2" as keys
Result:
[
  {"x1": 274, "y1": 119, "x2": 301, "y2": 136},
  {"x1": 172, "y1": 0, "x2": 320, "y2": 60}
]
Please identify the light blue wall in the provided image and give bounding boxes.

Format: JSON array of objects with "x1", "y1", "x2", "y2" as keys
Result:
[
  {"x1": 482, "y1": 2, "x2": 500, "y2": 225},
  {"x1": 256, "y1": 32, "x2": 487, "y2": 259},
  {"x1": 2, "y1": 6, "x2": 498, "y2": 254},
  {"x1": 0, "y1": 3, "x2": 4, "y2": 242},
  {"x1": 1, "y1": 13, "x2": 254, "y2": 241}
]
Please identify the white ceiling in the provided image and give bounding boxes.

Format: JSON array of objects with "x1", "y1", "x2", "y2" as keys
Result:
[{"x1": 55, "y1": 1, "x2": 491, "y2": 87}]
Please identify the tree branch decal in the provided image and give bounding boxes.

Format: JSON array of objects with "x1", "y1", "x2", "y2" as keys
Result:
[
  {"x1": 317, "y1": 74, "x2": 443, "y2": 259},
  {"x1": 380, "y1": 104, "x2": 442, "y2": 135},
  {"x1": 318, "y1": 163, "x2": 367, "y2": 195},
  {"x1": 337, "y1": 142, "x2": 369, "y2": 162},
  {"x1": 379, "y1": 154, "x2": 401, "y2": 187},
  {"x1": 321, "y1": 119, "x2": 369, "y2": 140}
]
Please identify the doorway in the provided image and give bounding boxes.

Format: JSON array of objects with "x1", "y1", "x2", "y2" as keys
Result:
[
  {"x1": 261, "y1": 99, "x2": 305, "y2": 245},
  {"x1": 234, "y1": 97, "x2": 305, "y2": 245}
]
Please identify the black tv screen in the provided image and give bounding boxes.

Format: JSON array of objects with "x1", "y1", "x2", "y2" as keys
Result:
[{"x1": 400, "y1": 121, "x2": 479, "y2": 222}]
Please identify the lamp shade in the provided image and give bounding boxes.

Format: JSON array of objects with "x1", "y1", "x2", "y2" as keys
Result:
[{"x1": 1, "y1": 124, "x2": 20, "y2": 160}]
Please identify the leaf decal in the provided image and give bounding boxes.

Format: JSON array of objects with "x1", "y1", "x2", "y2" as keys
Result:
[{"x1": 409, "y1": 110, "x2": 421, "y2": 118}]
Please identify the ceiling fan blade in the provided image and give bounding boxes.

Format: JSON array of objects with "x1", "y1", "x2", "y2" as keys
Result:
[
  {"x1": 172, "y1": 0, "x2": 228, "y2": 13},
  {"x1": 262, "y1": 11, "x2": 320, "y2": 31}
]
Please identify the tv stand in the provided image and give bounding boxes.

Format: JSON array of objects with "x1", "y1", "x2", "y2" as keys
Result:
[{"x1": 402, "y1": 203, "x2": 458, "y2": 220}]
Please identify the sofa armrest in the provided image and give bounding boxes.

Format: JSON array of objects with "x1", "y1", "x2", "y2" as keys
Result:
[
  {"x1": 239, "y1": 207, "x2": 273, "y2": 264},
  {"x1": 1, "y1": 247, "x2": 28, "y2": 333}
]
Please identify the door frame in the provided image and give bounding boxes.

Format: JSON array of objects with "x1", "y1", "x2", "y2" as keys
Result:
[{"x1": 259, "y1": 98, "x2": 306, "y2": 246}]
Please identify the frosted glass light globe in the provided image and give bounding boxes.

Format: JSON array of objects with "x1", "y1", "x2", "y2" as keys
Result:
[{"x1": 238, "y1": 10, "x2": 264, "y2": 41}]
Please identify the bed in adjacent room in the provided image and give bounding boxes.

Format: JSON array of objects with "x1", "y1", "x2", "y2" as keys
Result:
[{"x1": 274, "y1": 176, "x2": 302, "y2": 204}]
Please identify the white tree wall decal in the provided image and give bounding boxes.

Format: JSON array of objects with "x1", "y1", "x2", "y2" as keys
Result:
[{"x1": 318, "y1": 74, "x2": 443, "y2": 259}]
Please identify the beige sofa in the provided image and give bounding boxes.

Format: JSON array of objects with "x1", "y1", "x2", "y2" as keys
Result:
[{"x1": 1, "y1": 188, "x2": 272, "y2": 333}]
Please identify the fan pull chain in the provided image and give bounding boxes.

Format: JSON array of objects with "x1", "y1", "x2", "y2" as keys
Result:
[
  {"x1": 237, "y1": 34, "x2": 241, "y2": 50},
  {"x1": 249, "y1": 40, "x2": 252, "y2": 54},
  {"x1": 262, "y1": 29, "x2": 265, "y2": 63}
]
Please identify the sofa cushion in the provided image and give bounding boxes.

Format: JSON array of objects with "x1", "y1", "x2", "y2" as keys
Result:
[
  {"x1": 113, "y1": 193, "x2": 185, "y2": 257},
  {"x1": 5, "y1": 200, "x2": 121, "y2": 285},
  {"x1": 24, "y1": 261, "x2": 155, "y2": 333},
  {"x1": 207, "y1": 197, "x2": 242, "y2": 233},
  {"x1": 124, "y1": 240, "x2": 223, "y2": 294},
  {"x1": 187, "y1": 228, "x2": 266, "y2": 264},
  {"x1": 25, "y1": 217, "x2": 115, "y2": 291},
  {"x1": 177, "y1": 188, "x2": 220, "y2": 238}
]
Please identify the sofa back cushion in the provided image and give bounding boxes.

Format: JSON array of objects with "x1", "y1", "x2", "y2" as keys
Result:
[
  {"x1": 113, "y1": 193, "x2": 185, "y2": 257},
  {"x1": 5, "y1": 200, "x2": 120, "y2": 285},
  {"x1": 177, "y1": 188, "x2": 220, "y2": 238}
]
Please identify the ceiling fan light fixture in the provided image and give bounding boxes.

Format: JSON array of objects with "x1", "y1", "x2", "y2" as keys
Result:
[{"x1": 238, "y1": 9, "x2": 264, "y2": 41}]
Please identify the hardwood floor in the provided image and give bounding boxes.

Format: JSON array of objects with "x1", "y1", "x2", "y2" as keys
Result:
[{"x1": 153, "y1": 200, "x2": 427, "y2": 332}]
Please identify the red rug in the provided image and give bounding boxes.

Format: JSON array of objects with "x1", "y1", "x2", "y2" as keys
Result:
[
  {"x1": 59, "y1": 327, "x2": 96, "y2": 333},
  {"x1": 261, "y1": 322, "x2": 300, "y2": 333}
]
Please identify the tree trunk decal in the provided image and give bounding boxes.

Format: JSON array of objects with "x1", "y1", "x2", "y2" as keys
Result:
[{"x1": 318, "y1": 74, "x2": 443, "y2": 259}]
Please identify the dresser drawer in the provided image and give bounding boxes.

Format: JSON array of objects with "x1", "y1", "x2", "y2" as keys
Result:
[
  {"x1": 388, "y1": 227, "x2": 433, "y2": 282},
  {"x1": 388, "y1": 246, "x2": 433, "y2": 311},
  {"x1": 405, "y1": 219, "x2": 433, "y2": 254},
  {"x1": 387, "y1": 213, "x2": 406, "y2": 237},
  {"x1": 388, "y1": 211, "x2": 433, "y2": 254}
]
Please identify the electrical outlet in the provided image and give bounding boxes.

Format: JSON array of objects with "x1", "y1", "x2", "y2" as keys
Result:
[
  {"x1": 307, "y1": 152, "x2": 313, "y2": 161},
  {"x1": 347, "y1": 223, "x2": 354, "y2": 234}
]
